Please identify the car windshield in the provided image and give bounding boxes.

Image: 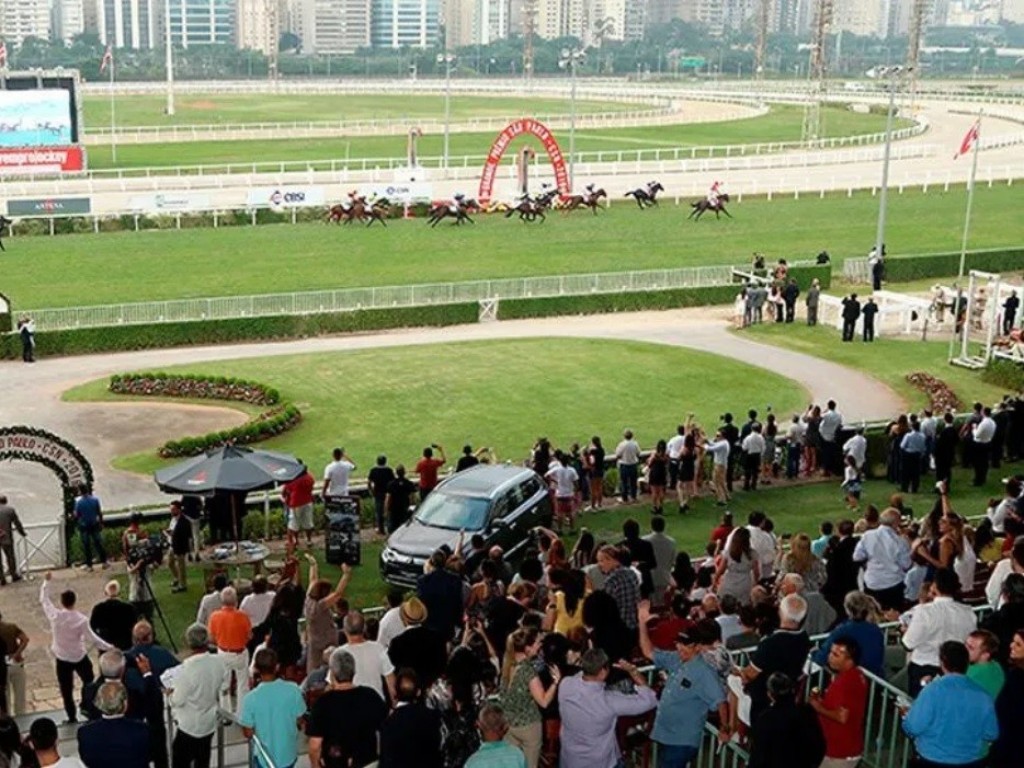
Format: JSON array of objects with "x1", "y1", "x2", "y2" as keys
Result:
[{"x1": 414, "y1": 492, "x2": 491, "y2": 531}]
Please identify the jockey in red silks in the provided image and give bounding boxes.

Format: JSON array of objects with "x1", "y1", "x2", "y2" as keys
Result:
[{"x1": 708, "y1": 180, "x2": 724, "y2": 207}]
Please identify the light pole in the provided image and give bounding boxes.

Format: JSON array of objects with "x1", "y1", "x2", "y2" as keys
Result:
[
  {"x1": 559, "y1": 47, "x2": 585, "y2": 192},
  {"x1": 164, "y1": 0, "x2": 175, "y2": 115},
  {"x1": 873, "y1": 66, "x2": 911, "y2": 267},
  {"x1": 437, "y1": 52, "x2": 456, "y2": 171}
]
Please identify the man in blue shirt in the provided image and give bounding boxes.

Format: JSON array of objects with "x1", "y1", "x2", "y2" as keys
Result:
[
  {"x1": 899, "y1": 422, "x2": 928, "y2": 494},
  {"x1": 464, "y1": 703, "x2": 527, "y2": 768},
  {"x1": 239, "y1": 648, "x2": 307, "y2": 768},
  {"x1": 74, "y1": 485, "x2": 108, "y2": 570},
  {"x1": 638, "y1": 602, "x2": 729, "y2": 767},
  {"x1": 902, "y1": 640, "x2": 998, "y2": 767}
]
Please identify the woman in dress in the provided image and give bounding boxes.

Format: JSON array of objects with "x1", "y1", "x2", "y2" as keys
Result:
[
  {"x1": 761, "y1": 413, "x2": 778, "y2": 485},
  {"x1": 543, "y1": 568, "x2": 587, "y2": 636},
  {"x1": 646, "y1": 439, "x2": 670, "y2": 514},
  {"x1": 678, "y1": 430, "x2": 699, "y2": 512},
  {"x1": 500, "y1": 628, "x2": 561, "y2": 768},
  {"x1": 803, "y1": 405, "x2": 822, "y2": 476},
  {"x1": 586, "y1": 436, "x2": 606, "y2": 511},
  {"x1": 778, "y1": 533, "x2": 827, "y2": 593},
  {"x1": 716, "y1": 527, "x2": 760, "y2": 605},
  {"x1": 303, "y1": 555, "x2": 350, "y2": 674}
]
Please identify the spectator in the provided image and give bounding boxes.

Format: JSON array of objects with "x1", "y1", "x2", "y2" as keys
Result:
[
  {"x1": 385, "y1": 465, "x2": 418, "y2": 533},
  {"x1": 380, "y1": 669, "x2": 442, "y2": 768},
  {"x1": 558, "y1": 648, "x2": 656, "y2": 768},
  {"x1": 367, "y1": 456, "x2": 396, "y2": 535},
  {"x1": 992, "y1": 629, "x2": 1024, "y2": 767},
  {"x1": 465, "y1": 704, "x2": 527, "y2": 768},
  {"x1": 89, "y1": 581, "x2": 137, "y2": 651},
  {"x1": 704, "y1": 430, "x2": 731, "y2": 505},
  {"x1": 823, "y1": 520, "x2": 861, "y2": 618},
  {"x1": 376, "y1": 588, "x2": 407, "y2": 650},
  {"x1": 238, "y1": 649, "x2": 306, "y2": 768},
  {"x1": 966, "y1": 629, "x2": 1005, "y2": 700},
  {"x1": 281, "y1": 461, "x2": 316, "y2": 552},
  {"x1": 0, "y1": 716, "x2": 26, "y2": 768},
  {"x1": 73, "y1": 485, "x2": 108, "y2": 572},
  {"x1": 715, "y1": 527, "x2": 759, "y2": 606},
  {"x1": 77, "y1": 681, "x2": 150, "y2": 768},
  {"x1": 80, "y1": 649, "x2": 155, "y2": 721},
  {"x1": 168, "y1": 624, "x2": 226, "y2": 768},
  {"x1": 388, "y1": 597, "x2": 448, "y2": 690},
  {"x1": 240, "y1": 576, "x2": 274, "y2": 644},
  {"x1": 545, "y1": 452, "x2": 580, "y2": 532},
  {"x1": 28, "y1": 717, "x2": 86, "y2": 768},
  {"x1": 778, "y1": 573, "x2": 836, "y2": 636},
  {"x1": 716, "y1": 594, "x2": 743, "y2": 643},
  {"x1": 748, "y1": 673, "x2": 826, "y2": 768},
  {"x1": 726, "y1": 605, "x2": 761, "y2": 651},
  {"x1": 322, "y1": 447, "x2": 356, "y2": 500},
  {"x1": 307, "y1": 649, "x2": 389, "y2": 768},
  {"x1": 902, "y1": 641, "x2": 998, "y2": 768},
  {"x1": 984, "y1": 538, "x2": 1024, "y2": 609},
  {"x1": 418, "y1": 549, "x2": 465, "y2": 640},
  {"x1": 195, "y1": 575, "x2": 228, "y2": 628},
  {"x1": 0, "y1": 609, "x2": 29, "y2": 717},
  {"x1": 709, "y1": 511, "x2": 734, "y2": 556},
  {"x1": 585, "y1": 437, "x2": 607, "y2": 512},
  {"x1": 303, "y1": 557, "x2": 351, "y2": 675},
  {"x1": 812, "y1": 591, "x2": 886, "y2": 679},
  {"x1": 981, "y1": 573, "x2": 1024, "y2": 663},
  {"x1": 620, "y1": 519, "x2": 656, "y2": 599},
  {"x1": 853, "y1": 508, "x2": 912, "y2": 611},
  {"x1": 300, "y1": 646, "x2": 335, "y2": 696},
  {"x1": 596, "y1": 545, "x2": 640, "y2": 632},
  {"x1": 643, "y1": 516, "x2": 676, "y2": 607},
  {"x1": 41, "y1": 573, "x2": 114, "y2": 724},
  {"x1": 809, "y1": 638, "x2": 868, "y2": 768},
  {"x1": 971, "y1": 407, "x2": 996, "y2": 486},
  {"x1": 843, "y1": 428, "x2": 868, "y2": 474},
  {"x1": 341, "y1": 610, "x2": 395, "y2": 701},
  {"x1": 902, "y1": 568, "x2": 977, "y2": 696},
  {"x1": 499, "y1": 629, "x2": 560, "y2": 768},
  {"x1": 207, "y1": 586, "x2": 253, "y2": 713},
  {"x1": 167, "y1": 502, "x2": 192, "y2": 594},
  {"x1": 638, "y1": 603, "x2": 728, "y2": 766},
  {"x1": 416, "y1": 444, "x2": 447, "y2": 500},
  {"x1": 779, "y1": 533, "x2": 827, "y2": 593},
  {"x1": 125, "y1": 621, "x2": 178, "y2": 768},
  {"x1": 811, "y1": 521, "x2": 834, "y2": 559},
  {"x1": 614, "y1": 430, "x2": 641, "y2": 504}
]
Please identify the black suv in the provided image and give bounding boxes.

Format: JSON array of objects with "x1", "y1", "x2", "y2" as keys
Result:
[{"x1": 380, "y1": 465, "x2": 552, "y2": 588}]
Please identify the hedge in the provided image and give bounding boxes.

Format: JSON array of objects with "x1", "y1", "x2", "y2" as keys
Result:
[
  {"x1": 498, "y1": 285, "x2": 740, "y2": 319},
  {"x1": 882, "y1": 247, "x2": 1024, "y2": 283},
  {"x1": 982, "y1": 358, "x2": 1024, "y2": 392},
  {"x1": 0, "y1": 303, "x2": 479, "y2": 360}
]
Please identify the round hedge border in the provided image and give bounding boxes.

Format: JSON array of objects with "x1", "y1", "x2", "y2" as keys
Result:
[{"x1": 108, "y1": 372, "x2": 302, "y2": 457}]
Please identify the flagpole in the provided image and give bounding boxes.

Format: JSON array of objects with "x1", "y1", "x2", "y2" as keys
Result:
[
  {"x1": 109, "y1": 50, "x2": 117, "y2": 164},
  {"x1": 948, "y1": 112, "x2": 982, "y2": 362}
]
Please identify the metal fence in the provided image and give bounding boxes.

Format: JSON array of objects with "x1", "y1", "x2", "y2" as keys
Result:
[{"x1": 26, "y1": 263, "x2": 746, "y2": 332}]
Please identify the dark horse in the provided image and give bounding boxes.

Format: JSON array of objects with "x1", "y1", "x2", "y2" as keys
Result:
[
  {"x1": 0, "y1": 215, "x2": 11, "y2": 251},
  {"x1": 505, "y1": 198, "x2": 546, "y2": 223},
  {"x1": 427, "y1": 200, "x2": 477, "y2": 228},
  {"x1": 561, "y1": 188, "x2": 607, "y2": 214},
  {"x1": 624, "y1": 182, "x2": 664, "y2": 209},
  {"x1": 688, "y1": 193, "x2": 732, "y2": 221}
]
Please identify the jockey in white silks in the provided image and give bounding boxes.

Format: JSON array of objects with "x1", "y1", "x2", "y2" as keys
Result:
[
  {"x1": 707, "y1": 180, "x2": 723, "y2": 207},
  {"x1": 449, "y1": 192, "x2": 465, "y2": 214}
]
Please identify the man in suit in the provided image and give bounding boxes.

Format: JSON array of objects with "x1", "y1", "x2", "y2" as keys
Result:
[
  {"x1": 822, "y1": 520, "x2": 861, "y2": 619},
  {"x1": 862, "y1": 297, "x2": 879, "y2": 342},
  {"x1": 77, "y1": 680, "x2": 150, "y2": 768},
  {"x1": 125, "y1": 621, "x2": 178, "y2": 768},
  {"x1": 841, "y1": 294, "x2": 861, "y2": 342},
  {"x1": 168, "y1": 501, "x2": 193, "y2": 593},
  {"x1": 379, "y1": 669, "x2": 443, "y2": 768},
  {"x1": 89, "y1": 581, "x2": 138, "y2": 651},
  {"x1": 81, "y1": 648, "x2": 160, "y2": 722}
]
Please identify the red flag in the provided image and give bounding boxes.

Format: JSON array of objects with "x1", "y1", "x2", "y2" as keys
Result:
[
  {"x1": 100, "y1": 44, "x2": 112, "y2": 74},
  {"x1": 0, "y1": 40, "x2": 8, "y2": 69},
  {"x1": 954, "y1": 120, "x2": 980, "y2": 159}
]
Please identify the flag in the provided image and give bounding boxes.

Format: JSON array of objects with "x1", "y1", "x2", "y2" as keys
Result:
[
  {"x1": 0, "y1": 40, "x2": 7, "y2": 69},
  {"x1": 953, "y1": 120, "x2": 980, "y2": 159},
  {"x1": 100, "y1": 44, "x2": 112, "y2": 74}
]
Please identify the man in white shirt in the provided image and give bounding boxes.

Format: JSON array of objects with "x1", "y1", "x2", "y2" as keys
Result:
[
  {"x1": 169, "y1": 624, "x2": 227, "y2": 768},
  {"x1": 545, "y1": 452, "x2": 580, "y2": 532},
  {"x1": 239, "y1": 576, "x2": 274, "y2": 631},
  {"x1": 843, "y1": 427, "x2": 868, "y2": 472},
  {"x1": 785, "y1": 415, "x2": 805, "y2": 479},
  {"x1": 902, "y1": 569, "x2": 977, "y2": 696},
  {"x1": 703, "y1": 431, "x2": 731, "y2": 505},
  {"x1": 28, "y1": 717, "x2": 86, "y2": 768},
  {"x1": 195, "y1": 575, "x2": 228, "y2": 627},
  {"x1": 41, "y1": 573, "x2": 114, "y2": 724},
  {"x1": 614, "y1": 430, "x2": 642, "y2": 504},
  {"x1": 666, "y1": 424, "x2": 687, "y2": 500},
  {"x1": 853, "y1": 508, "x2": 912, "y2": 611},
  {"x1": 819, "y1": 400, "x2": 844, "y2": 476},
  {"x1": 323, "y1": 447, "x2": 356, "y2": 499},
  {"x1": 376, "y1": 590, "x2": 408, "y2": 650},
  {"x1": 341, "y1": 610, "x2": 396, "y2": 701},
  {"x1": 741, "y1": 424, "x2": 766, "y2": 491},
  {"x1": 985, "y1": 538, "x2": 1024, "y2": 608},
  {"x1": 987, "y1": 478, "x2": 1020, "y2": 535},
  {"x1": 971, "y1": 407, "x2": 996, "y2": 486}
]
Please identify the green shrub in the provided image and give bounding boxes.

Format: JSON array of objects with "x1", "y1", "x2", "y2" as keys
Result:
[
  {"x1": 883, "y1": 248, "x2": 1024, "y2": 283},
  {"x1": 498, "y1": 285, "x2": 739, "y2": 319},
  {"x1": 982, "y1": 359, "x2": 1024, "y2": 392}
]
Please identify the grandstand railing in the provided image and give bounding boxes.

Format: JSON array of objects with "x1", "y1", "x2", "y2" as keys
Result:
[{"x1": 23, "y1": 263, "x2": 750, "y2": 332}]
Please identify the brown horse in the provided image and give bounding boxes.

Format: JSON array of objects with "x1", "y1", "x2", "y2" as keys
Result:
[
  {"x1": 561, "y1": 188, "x2": 607, "y2": 214},
  {"x1": 688, "y1": 193, "x2": 732, "y2": 221},
  {"x1": 427, "y1": 201, "x2": 476, "y2": 228}
]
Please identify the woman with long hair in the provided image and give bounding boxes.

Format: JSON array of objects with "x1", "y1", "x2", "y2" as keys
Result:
[
  {"x1": 779, "y1": 533, "x2": 827, "y2": 593},
  {"x1": 543, "y1": 568, "x2": 586, "y2": 635},
  {"x1": 586, "y1": 436, "x2": 606, "y2": 511},
  {"x1": 303, "y1": 554, "x2": 350, "y2": 674},
  {"x1": 467, "y1": 558, "x2": 506, "y2": 622},
  {"x1": 647, "y1": 439, "x2": 670, "y2": 514},
  {"x1": 500, "y1": 628, "x2": 561, "y2": 768},
  {"x1": 570, "y1": 529, "x2": 597, "y2": 569},
  {"x1": 804, "y1": 405, "x2": 822, "y2": 476},
  {"x1": 716, "y1": 527, "x2": 760, "y2": 605},
  {"x1": 678, "y1": 430, "x2": 699, "y2": 512},
  {"x1": 761, "y1": 413, "x2": 778, "y2": 484}
]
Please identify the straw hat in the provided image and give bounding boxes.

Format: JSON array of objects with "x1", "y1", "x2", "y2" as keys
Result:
[{"x1": 400, "y1": 596, "x2": 427, "y2": 626}]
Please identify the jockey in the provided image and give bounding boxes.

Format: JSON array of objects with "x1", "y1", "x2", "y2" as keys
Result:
[
  {"x1": 341, "y1": 190, "x2": 359, "y2": 211},
  {"x1": 707, "y1": 180, "x2": 723, "y2": 207},
  {"x1": 449, "y1": 192, "x2": 465, "y2": 214},
  {"x1": 585, "y1": 183, "x2": 596, "y2": 199}
]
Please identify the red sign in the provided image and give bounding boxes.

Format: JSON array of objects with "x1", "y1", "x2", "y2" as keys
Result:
[
  {"x1": 0, "y1": 145, "x2": 84, "y2": 174},
  {"x1": 478, "y1": 118, "x2": 568, "y2": 204}
]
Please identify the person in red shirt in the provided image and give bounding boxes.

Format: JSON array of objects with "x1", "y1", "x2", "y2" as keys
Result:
[
  {"x1": 809, "y1": 636, "x2": 868, "y2": 768},
  {"x1": 646, "y1": 593, "x2": 696, "y2": 651},
  {"x1": 282, "y1": 463, "x2": 316, "y2": 554},
  {"x1": 415, "y1": 444, "x2": 447, "y2": 500},
  {"x1": 709, "y1": 511, "x2": 734, "y2": 557}
]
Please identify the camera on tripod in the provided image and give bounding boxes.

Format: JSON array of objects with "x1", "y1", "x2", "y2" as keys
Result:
[{"x1": 126, "y1": 536, "x2": 168, "y2": 568}]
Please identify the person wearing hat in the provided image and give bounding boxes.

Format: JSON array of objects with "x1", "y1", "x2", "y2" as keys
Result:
[
  {"x1": 637, "y1": 601, "x2": 728, "y2": 766},
  {"x1": 388, "y1": 597, "x2": 447, "y2": 689}
]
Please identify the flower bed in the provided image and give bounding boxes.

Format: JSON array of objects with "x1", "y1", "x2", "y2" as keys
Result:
[
  {"x1": 108, "y1": 372, "x2": 301, "y2": 457},
  {"x1": 905, "y1": 372, "x2": 961, "y2": 413}
]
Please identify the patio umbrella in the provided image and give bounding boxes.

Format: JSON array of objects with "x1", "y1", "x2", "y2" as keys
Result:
[{"x1": 154, "y1": 445, "x2": 306, "y2": 545}]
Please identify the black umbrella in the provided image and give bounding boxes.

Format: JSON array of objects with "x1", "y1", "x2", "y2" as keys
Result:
[{"x1": 155, "y1": 445, "x2": 306, "y2": 546}]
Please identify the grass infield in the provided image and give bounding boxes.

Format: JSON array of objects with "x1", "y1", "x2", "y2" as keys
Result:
[{"x1": 9, "y1": 183, "x2": 1024, "y2": 310}]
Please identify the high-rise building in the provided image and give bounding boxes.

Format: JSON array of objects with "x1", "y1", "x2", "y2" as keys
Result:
[
  {"x1": 370, "y1": 0, "x2": 440, "y2": 48},
  {"x1": 681, "y1": 0, "x2": 726, "y2": 35},
  {"x1": 0, "y1": 0, "x2": 53, "y2": 44},
  {"x1": 1004, "y1": 0, "x2": 1024, "y2": 23},
  {"x1": 96, "y1": 0, "x2": 158, "y2": 48},
  {"x1": 445, "y1": 0, "x2": 509, "y2": 47},
  {"x1": 302, "y1": 0, "x2": 370, "y2": 53},
  {"x1": 722, "y1": 0, "x2": 755, "y2": 32},
  {"x1": 52, "y1": 0, "x2": 86, "y2": 43},
  {"x1": 236, "y1": 0, "x2": 278, "y2": 53},
  {"x1": 833, "y1": 0, "x2": 887, "y2": 37},
  {"x1": 166, "y1": 0, "x2": 235, "y2": 46}
]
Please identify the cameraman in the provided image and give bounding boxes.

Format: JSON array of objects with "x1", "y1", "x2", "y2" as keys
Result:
[{"x1": 122, "y1": 513, "x2": 156, "y2": 624}]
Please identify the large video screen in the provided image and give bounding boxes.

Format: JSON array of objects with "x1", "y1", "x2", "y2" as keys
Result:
[{"x1": 0, "y1": 89, "x2": 74, "y2": 148}]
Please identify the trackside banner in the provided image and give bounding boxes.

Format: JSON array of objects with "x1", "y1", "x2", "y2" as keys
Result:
[
  {"x1": 0, "y1": 146, "x2": 84, "y2": 173},
  {"x1": 247, "y1": 187, "x2": 325, "y2": 209}
]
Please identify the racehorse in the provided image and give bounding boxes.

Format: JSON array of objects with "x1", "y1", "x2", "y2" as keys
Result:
[
  {"x1": 0, "y1": 215, "x2": 11, "y2": 251},
  {"x1": 427, "y1": 200, "x2": 476, "y2": 228},
  {"x1": 505, "y1": 198, "x2": 546, "y2": 223},
  {"x1": 624, "y1": 182, "x2": 664, "y2": 209},
  {"x1": 560, "y1": 188, "x2": 607, "y2": 214},
  {"x1": 688, "y1": 193, "x2": 732, "y2": 221}
]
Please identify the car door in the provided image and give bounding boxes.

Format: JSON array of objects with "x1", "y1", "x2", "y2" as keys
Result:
[{"x1": 518, "y1": 475, "x2": 551, "y2": 528}]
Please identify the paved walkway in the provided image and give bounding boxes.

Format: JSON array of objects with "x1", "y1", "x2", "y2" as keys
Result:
[{"x1": 0, "y1": 306, "x2": 904, "y2": 519}]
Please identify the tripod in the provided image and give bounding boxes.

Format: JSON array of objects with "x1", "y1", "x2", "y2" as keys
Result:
[{"x1": 139, "y1": 565, "x2": 178, "y2": 654}]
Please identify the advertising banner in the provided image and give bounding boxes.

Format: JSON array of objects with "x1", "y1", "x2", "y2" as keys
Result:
[
  {"x1": 478, "y1": 119, "x2": 568, "y2": 204},
  {"x1": 247, "y1": 187, "x2": 325, "y2": 209},
  {"x1": 7, "y1": 196, "x2": 91, "y2": 216},
  {"x1": 128, "y1": 193, "x2": 212, "y2": 213},
  {"x1": 0, "y1": 145, "x2": 84, "y2": 174},
  {"x1": 0, "y1": 89, "x2": 74, "y2": 148},
  {"x1": 361, "y1": 183, "x2": 433, "y2": 203}
]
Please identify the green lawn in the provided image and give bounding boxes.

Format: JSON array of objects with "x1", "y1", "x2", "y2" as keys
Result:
[
  {"x1": 740, "y1": 323, "x2": 1009, "y2": 409},
  {"x1": 63, "y1": 338, "x2": 809, "y2": 475},
  {"x1": 84, "y1": 105, "x2": 903, "y2": 169},
  {"x1": 10, "y1": 183, "x2": 1024, "y2": 311}
]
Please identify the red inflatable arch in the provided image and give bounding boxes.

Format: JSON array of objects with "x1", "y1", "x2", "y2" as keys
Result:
[{"x1": 478, "y1": 118, "x2": 569, "y2": 205}]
